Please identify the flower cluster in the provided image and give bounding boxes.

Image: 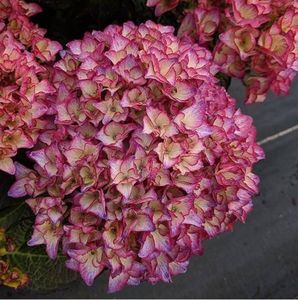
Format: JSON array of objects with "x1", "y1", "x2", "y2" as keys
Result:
[
  {"x1": 0, "y1": 0, "x2": 61, "y2": 174},
  {"x1": 8, "y1": 21, "x2": 264, "y2": 292},
  {"x1": 147, "y1": 0, "x2": 298, "y2": 103},
  {"x1": 0, "y1": 228, "x2": 29, "y2": 289}
]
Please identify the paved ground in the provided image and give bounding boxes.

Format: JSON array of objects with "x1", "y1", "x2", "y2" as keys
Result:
[{"x1": 1, "y1": 78, "x2": 298, "y2": 299}]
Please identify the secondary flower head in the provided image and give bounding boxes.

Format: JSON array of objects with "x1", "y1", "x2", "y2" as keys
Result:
[
  {"x1": 149, "y1": 0, "x2": 298, "y2": 103},
  {"x1": 0, "y1": 0, "x2": 61, "y2": 174},
  {"x1": 9, "y1": 21, "x2": 263, "y2": 293}
]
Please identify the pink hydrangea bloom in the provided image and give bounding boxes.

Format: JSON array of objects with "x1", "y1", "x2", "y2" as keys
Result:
[
  {"x1": 9, "y1": 21, "x2": 263, "y2": 293},
  {"x1": 0, "y1": 0, "x2": 61, "y2": 174},
  {"x1": 149, "y1": 0, "x2": 298, "y2": 103}
]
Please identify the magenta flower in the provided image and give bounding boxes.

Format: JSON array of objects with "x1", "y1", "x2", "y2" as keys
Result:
[
  {"x1": 26, "y1": 197, "x2": 67, "y2": 259},
  {"x1": 32, "y1": 38, "x2": 62, "y2": 62},
  {"x1": 193, "y1": 7, "x2": 220, "y2": 44},
  {"x1": 143, "y1": 107, "x2": 178, "y2": 138},
  {"x1": 225, "y1": 0, "x2": 271, "y2": 28},
  {"x1": 213, "y1": 42, "x2": 245, "y2": 78},
  {"x1": 220, "y1": 26, "x2": 259, "y2": 61},
  {"x1": 66, "y1": 246, "x2": 105, "y2": 286},
  {"x1": 74, "y1": 190, "x2": 106, "y2": 219}
]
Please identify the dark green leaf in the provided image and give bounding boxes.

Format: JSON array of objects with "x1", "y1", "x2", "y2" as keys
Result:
[
  {"x1": 0, "y1": 201, "x2": 27, "y2": 229},
  {"x1": 5, "y1": 215, "x2": 77, "y2": 290},
  {"x1": 6, "y1": 247, "x2": 78, "y2": 291},
  {"x1": 6, "y1": 214, "x2": 33, "y2": 250}
]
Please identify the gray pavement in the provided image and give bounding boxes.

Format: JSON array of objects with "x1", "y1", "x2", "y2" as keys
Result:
[{"x1": 1, "y1": 78, "x2": 297, "y2": 298}]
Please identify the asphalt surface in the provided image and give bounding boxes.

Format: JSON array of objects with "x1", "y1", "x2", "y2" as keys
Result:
[{"x1": 1, "y1": 78, "x2": 298, "y2": 299}]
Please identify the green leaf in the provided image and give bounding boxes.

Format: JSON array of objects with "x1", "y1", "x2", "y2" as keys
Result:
[
  {"x1": 0, "y1": 201, "x2": 27, "y2": 229},
  {"x1": 6, "y1": 247, "x2": 78, "y2": 291},
  {"x1": 5, "y1": 216, "x2": 78, "y2": 290},
  {"x1": 6, "y1": 214, "x2": 33, "y2": 250}
]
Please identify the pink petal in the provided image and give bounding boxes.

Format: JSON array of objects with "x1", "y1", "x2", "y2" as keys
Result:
[
  {"x1": 108, "y1": 272, "x2": 129, "y2": 293},
  {"x1": 80, "y1": 258, "x2": 104, "y2": 286},
  {"x1": 174, "y1": 101, "x2": 205, "y2": 130},
  {"x1": 116, "y1": 183, "x2": 134, "y2": 199},
  {"x1": 164, "y1": 82, "x2": 196, "y2": 102},
  {"x1": 8, "y1": 178, "x2": 28, "y2": 197},
  {"x1": 0, "y1": 158, "x2": 15, "y2": 175},
  {"x1": 134, "y1": 214, "x2": 155, "y2": 232},
  {"x1": 139, "y1": 235, "x2": 155, "y2": 258},
  {"x1": 184, "y1": 210, "x2": 203, "y2": 227}
]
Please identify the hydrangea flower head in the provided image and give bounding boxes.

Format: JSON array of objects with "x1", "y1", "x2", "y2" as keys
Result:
[
  {"x1": 148, "y1": 0, "x2": 298, "y2": 103},
  {"x1": 0, "y1": 0, "x2": 62, "y2": 174},
  {"x1": 9, "y1": 21, "x2": 263, "y2": 293}
]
